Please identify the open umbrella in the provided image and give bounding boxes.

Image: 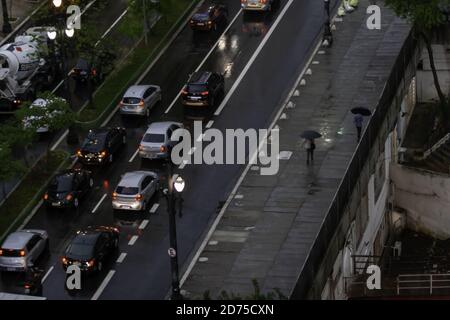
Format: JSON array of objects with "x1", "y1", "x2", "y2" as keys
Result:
[
  {"x1": 300, "y1": 130, "x2": 322, "y2": 140},
  {"x1": 351, "y1": 107, "x2": 372, "y2": 116}
]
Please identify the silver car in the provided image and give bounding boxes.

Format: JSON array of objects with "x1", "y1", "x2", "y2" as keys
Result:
[
  {"x1": 112, "y1": 171, "x2": 159, "y2": 212},
  {"x1": 139, "y1": 121, "x2": 184, "y2": 160},
  {"x1": 0, "y1": 230, "x2": 49, "y2": 272},
  {"x1": 241, "y1": 0, "x2": 276, "y2": 11},
  {"x1": 119, "y1": 85, "x2": 162, "y2": 117}
]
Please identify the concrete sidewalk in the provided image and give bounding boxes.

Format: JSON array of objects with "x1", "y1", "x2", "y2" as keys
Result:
[
  {"x1": 0, "y1": 0, "x2": 43, "y2": 43},
  {"x1": 181, "y1": 0, "x2": 411, "y2": 299}
]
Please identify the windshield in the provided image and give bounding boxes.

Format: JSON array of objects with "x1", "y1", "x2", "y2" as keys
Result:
[
  {"x1": 82, "y1": 134, "x2": 106, "y2": 151},
  {"x1": 143, "y1": 134, "x2": 165, "y2": 143},
  {"x1": 187, "y1": 84, "x2": 207, "y2": 93},
  {"x1": 49, "y1": 175, "x2": 73, "y2": 193},
  {"x1": 116, "y1": 186, "x2": 139, "y2": 195},
  {"x1": 122, "y1": 97, "x2": 141, "y2": 104}
]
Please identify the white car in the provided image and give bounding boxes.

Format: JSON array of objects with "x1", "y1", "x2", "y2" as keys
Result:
[
  {"x1": 0, "y1": 230, "x2": 49, "y2": 272},
  {"x1": 23, "y1": 98, "x2": 64, "y2": 133},
  {"x1": 119, "y1": 85, "x2": 162, "y2": 117},
  {"x1": 112, "y1": 171, "x2": 159, "y2": 212},
  {"x1": 139, "y1": 121, "x2": 184, "y2": 160}
]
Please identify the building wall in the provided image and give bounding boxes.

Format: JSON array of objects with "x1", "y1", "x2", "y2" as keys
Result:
[{"x1": 391, "y1": 164, "x2": 450, "y2": 240}]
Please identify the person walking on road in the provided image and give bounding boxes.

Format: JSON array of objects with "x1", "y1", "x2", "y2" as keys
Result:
[
  {"x1": 303, "y1": 138, "x2": 315, "y2": 165},
  {"x1": 354, "y1": 114, "x2": 364, "y2": 142}
]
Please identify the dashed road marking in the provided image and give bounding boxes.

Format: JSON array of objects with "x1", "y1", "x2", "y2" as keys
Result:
[
  {"x1": 92, "y1": 194, "x2": 107, "y2": 213},
  {"x1": 128, "y1": 235, "x2": 139, "y2": 246},
  {"x1": 91, "y1": 270, "x2": 115, "y2": 300}
]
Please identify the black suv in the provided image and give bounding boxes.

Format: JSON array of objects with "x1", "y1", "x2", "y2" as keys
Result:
[
  {"x1": 62, "y1": 226, "x2": 119, "y2": 274},
  {"x1": 181, "y1": 71, "x2": 224, "y2": 108},
  {"x1": 43, "y1": 169, "x2": 93, "y2": 209},
  {"x1": 77, "y1": 127, "x2": 126, "y2": 165},
  {"x1": 189, "y1": 4, "x2": 228, "y2": 31}
]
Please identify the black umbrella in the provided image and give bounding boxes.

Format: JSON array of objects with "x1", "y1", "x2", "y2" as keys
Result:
[
  {"x1": 300, "y1": 130, "x2": 322, "y2": 139},
  {"x1": 351, "y1": 107, "x2": 372, "y2": 116}
]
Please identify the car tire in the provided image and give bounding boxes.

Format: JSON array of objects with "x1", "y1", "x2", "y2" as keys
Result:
[{"x1": 73, "y1": 198, "x2": 79, "y2": 208}]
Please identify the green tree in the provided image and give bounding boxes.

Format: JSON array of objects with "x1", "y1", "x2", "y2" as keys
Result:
[
  {"x1": 0, "y1": 120, "x2": 35, "y2": 168},
  {"x1": 120, "y1": 0, "x2": 161, "y2": 40},
  {"x1": 15, "y1": 92, "x2": 75, "y2": 160},
  {"x1": 0, "y1": 143, "x2": 26, "y2": 199},
  {"x1": 385, "y1": 0, "x2": 450, "y2": 128}
]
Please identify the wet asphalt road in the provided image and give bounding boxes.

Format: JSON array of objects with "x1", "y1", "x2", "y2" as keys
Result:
[{"x1": 1, "y1": 0, "x2": 335, "y2": 299}]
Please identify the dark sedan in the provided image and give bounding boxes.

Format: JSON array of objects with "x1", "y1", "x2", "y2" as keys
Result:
[
  {"x1": 189, "y1": 4, "x2": 228, "y2": 31},
  {"x1": 77, "y1": 127, "x2": 126, "y2": 165},
  {"x1": 62, "y1": 226, "x2": 120, "y2": 274},
  {"x1": 43, "y1": 169, "x2": 93, "y2": 209}
]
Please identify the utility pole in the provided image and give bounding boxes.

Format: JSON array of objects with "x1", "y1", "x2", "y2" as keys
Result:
[{"x1": 1, "y1": 0, "x2": 12, "y2": 34}]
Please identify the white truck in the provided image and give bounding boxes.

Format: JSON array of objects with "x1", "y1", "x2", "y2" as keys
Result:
[{"x1": 0, "y1": 27, "x2": 54, "y2": 112}]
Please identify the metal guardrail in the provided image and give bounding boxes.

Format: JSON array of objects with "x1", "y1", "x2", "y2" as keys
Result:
[
  {"x1": 397, "y1": 274, "x2": 450, "y2": 295},
  {"x1": 421, "y1": 133, "x2": 450, "y2": 160},
  {"x1": 291, "y1": 26, "x2": 417, "y2": 299}
]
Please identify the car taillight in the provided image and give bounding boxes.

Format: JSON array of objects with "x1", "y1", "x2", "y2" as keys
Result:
[
  {"x1": 87, "y1": 259, "x2": 95, "y2": 268},
  {"x1": 119, "y1": 101, "x2": 124, "y2": 107},
  {"x1": 62, "y1": 257, "x2": 67, "y2": 264},
  {"x1": 201, "y1": 91, "x2": 209, "y2": 96},
  {"x1": 135, "y1": 194, "x2": 143, "y2": 201},
  {"x1": 0, "y1": 249, "x2": 3, "y2": 256},
  {"x1": 112, "y1": 192, "x2": 118, "y2": 200},
  {"x1": 139, "y1": 145, "x2": 144, "y2": 151},
  {"x1": 138, "y1": 100, "x2": 145, "y2": 107},
  {"x1": 181, "y1": 88, "x2": 188, "y2": 95},
  {"x1": 43, "y1": 193, "x2": 48, "y2": 200},
  {"x1": 160, "y1": 145, "x2": 167, "y2": 153},
  {"x1": 76, "y1": 150, "x2": 82, "y2": 157},
  {"x1": 20, "y1": 250, "x2": 25, "y2": 257},
  {"x1": 66, "y1": 194, "x2": 73, "y2": 201},
  {"x1": 207, "y1": 20, "x2": 212, "y2": 25},
  {"x1": 100, "y1": 151, "x2": 107, "y2": 158},
  {"x1": 113, "y1": 227, "x2": 120, "y2": 233}
]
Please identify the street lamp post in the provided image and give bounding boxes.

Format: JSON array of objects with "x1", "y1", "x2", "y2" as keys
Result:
[
  {"x1": 48, "y1": 1, "x2": 78, "y2": 144},
  {"x1": 164, "y1": 162, "x2": 184, "y2": 300},
  {"x1": 1, "y1": 0, "x2": 12, "y2": 34}
]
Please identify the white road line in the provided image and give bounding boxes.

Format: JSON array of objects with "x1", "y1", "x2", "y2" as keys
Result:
[
  {"x1": 41, "y1": 266, "x2": 54, "y2": 284},
  {"x1": 18, "y1": 199, "x2": 43, "y2": 230},
  {"x1": 150, "y1": 203, "x2": 160, "y2": 214},
  {"x1": 206, "y1": 120, "x2": 214, "y2": 129},
  {"x1": 95, "y1": 9, "x2": 128, "y2": 47},
  {"x1": 116, "y1": 253, "x2": 127, "y2": 263},
  {"x1": 128, "y1": 235, "x2": 139, "y2": 246},
  {"x1": 178, "y1": 160, "x2": 188, "y2": 170},
  {"x1": 91, "y1": 270, "x2": 115, "y2": 300},
  {"x1": 129, "y1": 148, "x2": 140, "y2": 163},
  {"x1": 164, "y1": 8, "x2": 243, "y2": 114},
  {"x1": 139, "y1": 219, "x2": 150, "y2": 230},
  {"x1": 180, "y1": 6, "x2": 324, "y2": 288},
  {"x1": 214, "y1": 0, "x2": 294, "y2": 116},
  {"x1": 91, "y1": 194, "x2": 107, "y2": 213}
]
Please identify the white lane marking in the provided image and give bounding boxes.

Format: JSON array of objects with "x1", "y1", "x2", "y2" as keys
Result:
[
  {"x1": 206, "y1": 120, "x2": 214, "y2": 129},
  {"x1": 50, "y1": 130, "x2": 68, "y2": 151},
  {"x1": 214, "y1": 0, "x2": 295, "y2": 116},
  {"x1": 41, "y1": 266, "x2": 54, "y2": 284},
  {"x1": 95, "y1": 9, "x2": 128, "y2": 47},
  {"x1": 188, "y1": 147, "x2": 196, "y2": 155},
  {"x1": 18, "y1": 199, "x2": 43, "y2": 230},
  {"x1": 91, "y1": 270, "x2": 115, "y2": 300},
  {"x1": 116, "y1": 253, "x2": 127, "y2": 263},
  {"x1": 180, "y1": 10, "x2": 324, "y2": 288},
  {"x1": 51, "y1": 80, "x2": 65, "y2": 93},
  {"x1": 139, "y1": 219, "x2": 150, "y2": 230},
  {"x1": 129, "y1": 148, "x2": 140, "y2": 163},
  {"x1": 178, "y1": 160, "x2": 188, "y2": 170},
  {"x1": 164, "y1": 8, "x2": 243, "y2": 114},
  {"x1": 128, "y1": 235, "x2": 139, "y2": 246},
  {"x1": 150, "y1": 203, "x2": 160, "y2": 213},
  {"x1": 91, "y1": 194, "x2": 107, "y2": 214}
]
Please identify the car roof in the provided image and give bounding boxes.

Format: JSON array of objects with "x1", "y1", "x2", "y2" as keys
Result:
[
  {"x1": 196, "y1": 4, "x2": 217, "y2": 14},
  {"x1": 119, "y1": 171, "x2": 155, "y2": 187},
  {"x1": 188, "y1": 71, "x2": 212, "y2": 85},
  {"x1": 123, "y1": 85, "x2": 152, "y2": 98},
  {"x1": 72, "y1": 231, "x2": 100, "y2": 245},
  {"x1": 145, "y1": 121, "x2": 181, "y2": 134},
  {"x1": 88, "y1": 127, "x2": 110, "y2": 137},
  {"x1": 2, "y1": 231, "x2": 35, "y2": 250}
]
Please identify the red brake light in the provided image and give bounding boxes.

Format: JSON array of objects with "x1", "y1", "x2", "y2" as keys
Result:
[
  {"x1": 138, "y1": 100, "x2": 145, "y2": 107},
  {"x1": 112, "y1": 192, "x2": 118, "y2": 200},
  {"x1": 20, "y1": 250, "x2": 25, "y2": 257},
  {"x1": 160, "y1": 145, "x2": 167, "y2": 153},
  {"x1": 201, "y1": 91, "x2": 209, "y2": 96},
  {"x1": 65, "y1": 194, "x2": 73, "y2": 201},
  {"x1": 43, "y1": 193, "x2": 48, "y2": 200},
  {"x1": 135, "y1": 194, "x2": 143, "y2": 201},
  {"x1": 0, "y1": 249, "x2": 3, "y2": 256}
]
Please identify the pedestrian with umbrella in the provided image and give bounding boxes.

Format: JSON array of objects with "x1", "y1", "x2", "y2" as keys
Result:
[
  {"x1": 351, "y1": 107, "x2": 372, "y2": 142},
  {"x1": 300, "y1": 130, "x2": 322, "y2": 165}
]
